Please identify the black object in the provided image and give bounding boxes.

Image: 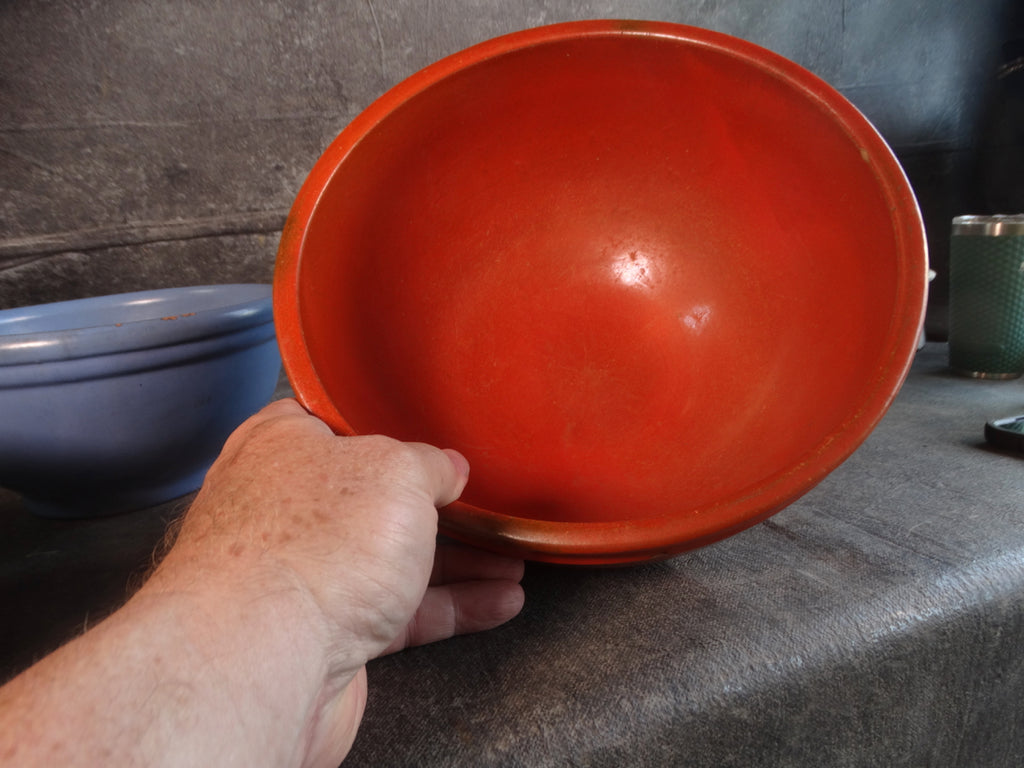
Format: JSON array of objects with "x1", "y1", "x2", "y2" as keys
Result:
[{"x1": 985, "y1": 414, "x2": 1024, "y2": 452}]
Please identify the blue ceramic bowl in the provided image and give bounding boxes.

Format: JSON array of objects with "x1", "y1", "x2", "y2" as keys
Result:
[{"x1": 0, "y1": 284, "x2": 281, "y2": 517}]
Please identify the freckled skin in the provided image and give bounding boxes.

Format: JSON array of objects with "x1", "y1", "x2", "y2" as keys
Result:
[{"x1": 0, "y1": 398, "x2": 525, "y2": 768}]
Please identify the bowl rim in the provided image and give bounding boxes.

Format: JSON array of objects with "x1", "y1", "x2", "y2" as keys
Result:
[
  {"x1": 273, "y1": 19, "x2": 929, "y2": 563},
  {"x1": 0, "y1": 284, "x2": 274, "y2": 366}
]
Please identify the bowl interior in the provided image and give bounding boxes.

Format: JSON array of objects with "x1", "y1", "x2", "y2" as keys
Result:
[{"x1": 276, "y1": 22, "x2": 926, "y2": 561}]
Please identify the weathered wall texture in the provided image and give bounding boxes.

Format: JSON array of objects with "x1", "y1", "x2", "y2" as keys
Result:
[{"x1": 1, "y1": 1, "x2": 1020, "y2": 336}]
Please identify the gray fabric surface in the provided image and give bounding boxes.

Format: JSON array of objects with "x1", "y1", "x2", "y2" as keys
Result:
[
  {"x1": 341, "y1": 343, "x2": 1024, "y2": 767},
  {"x1": 4, "y1": 344, "x2": 1021, "y2": 766},
  {"x1": 1, "y1": 0, "x2": 1019, "y2": 340}
]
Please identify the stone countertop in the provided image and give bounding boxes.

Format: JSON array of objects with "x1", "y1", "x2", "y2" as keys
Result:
[{"x1": 2, "y1": 343, "x2": 1023, "y2": 766}]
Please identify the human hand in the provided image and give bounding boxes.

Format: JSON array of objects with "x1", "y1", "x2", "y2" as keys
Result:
[{"x1": 147, "y1": 398, "x2": 525, "y2": 767}]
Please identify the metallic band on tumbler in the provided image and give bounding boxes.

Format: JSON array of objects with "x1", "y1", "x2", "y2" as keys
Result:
[{"x1": 948, "y1": 215, "x2": 1024, "y2": 379}]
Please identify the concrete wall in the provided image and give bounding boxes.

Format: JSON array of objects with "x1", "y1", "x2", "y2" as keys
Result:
[{"x1": 1, "y1": 0, "x2": 1020, "y2": 337}]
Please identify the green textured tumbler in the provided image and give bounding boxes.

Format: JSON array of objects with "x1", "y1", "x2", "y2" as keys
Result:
[{"x1": 948, "y1": 215, "x2": 1024, "y2": 379}]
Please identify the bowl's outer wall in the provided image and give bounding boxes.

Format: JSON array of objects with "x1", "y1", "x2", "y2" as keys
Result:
[
  {"x1": 0, "y1": 337, "x2": 281, "y2": 517},
  {"x1": 275, "y1": 21, "x2": 928, "y2": 563},
  {"x1": 0, "y1": 287, "x2": 282, "y2": 517}
]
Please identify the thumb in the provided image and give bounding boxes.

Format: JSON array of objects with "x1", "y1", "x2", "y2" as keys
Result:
[{"x1": 406, "y1": 445, "x2": 471, "y2": 508}]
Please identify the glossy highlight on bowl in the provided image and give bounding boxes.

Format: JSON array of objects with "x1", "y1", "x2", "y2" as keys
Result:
[
  {"x1": 274, "y1": 21, "x2": 928, "y2": 564},
  {"x1": 0, "y1": 284, "x2": 281, "y2": 517}
]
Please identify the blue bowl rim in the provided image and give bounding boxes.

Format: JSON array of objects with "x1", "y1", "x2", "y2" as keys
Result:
[{"x1": 0, "y1": 284, "x2": 274, "y2": 366}]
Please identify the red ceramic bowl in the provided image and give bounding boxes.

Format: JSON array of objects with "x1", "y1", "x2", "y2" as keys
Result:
[{"x1": 274, "y1": 20, "x2": 928, "y2": 564}]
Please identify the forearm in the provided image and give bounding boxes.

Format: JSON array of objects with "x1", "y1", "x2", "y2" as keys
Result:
[
  {"x1": 0, "y1": 569, "x2": 333, "y2": 768},
  {"x1": 0, "y1": 402, "x2": 521, "y2": 768}
]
